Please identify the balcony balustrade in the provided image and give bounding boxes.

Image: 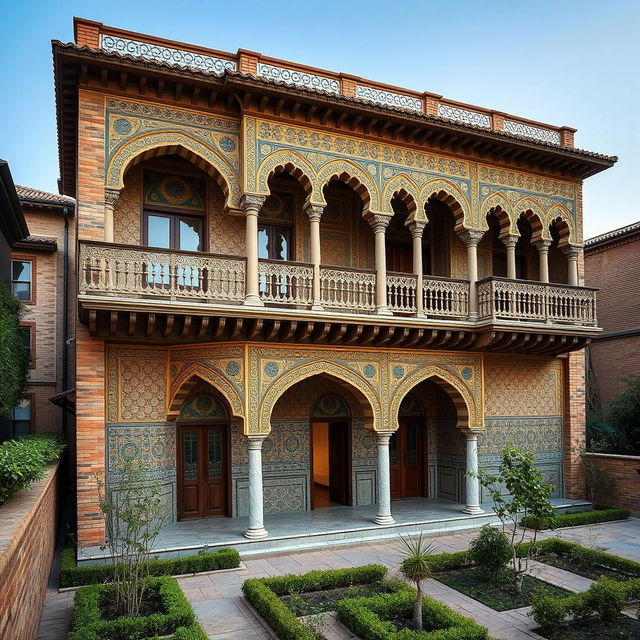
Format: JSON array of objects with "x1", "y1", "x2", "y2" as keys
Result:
[{"x1": 79, "y1": 242, "x2": 596, "y2": 328}]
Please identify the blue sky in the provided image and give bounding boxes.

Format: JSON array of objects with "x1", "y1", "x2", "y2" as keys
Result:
[{"x1": 1, "y1": 0, "x2": 638, "y2": 238}]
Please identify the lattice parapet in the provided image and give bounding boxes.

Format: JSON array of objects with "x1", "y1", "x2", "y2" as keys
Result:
[
  {"x1": 320, "y1": 267, "x2": 376, "y2": 312},
  {"x1": 257, "y1": 63, "x2": 339, "y2": 94},
  {"x1": 423, "y1": 278, "x2": 469, "y2": 319},
  {"x1": 503, "y1": 120, "x2": 561, "y2": 145},
  {"x1": 437, "y1": 104, "x2": 491, "y2": 128},
  {"x1": 355, "y1": 85, "x2": 423, "y2": 112},
  {"x1": 100, "y1": 34, "x2": 237, "y2": 74},
  {"x1": 258, "y1": 260, "x2": 313, "y2": 306}
]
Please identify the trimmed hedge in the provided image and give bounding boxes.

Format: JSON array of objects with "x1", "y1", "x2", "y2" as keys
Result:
[
  {"x1": 0, "y1": 433, "x2": 65, "y2": 505},
  {"x1": 60, "y1": 545, "x2": 241, "y2": 588},
  {"x1": 516, "y1": 537, "x2": 640, "y2": 577},
  {"x1": 243, "y1": 564, "x2": 387, "y2": 640},
  {"x1": 69, "y1": 576, "x2": 207, "y2": 640},
  {"x1": 337, "y1": 588, "x2": 490, "y2": 639},
  {"x1": 520, "y1": 507, "x2": 629, "y2": 530}
]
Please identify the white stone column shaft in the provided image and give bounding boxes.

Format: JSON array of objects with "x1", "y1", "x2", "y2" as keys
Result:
[
  {"x1": 307, "y1": 205, "x2": 324, "y2": 310},
  {"x1": 104, "y1": 188, "x2": 120, "y2": 243},
  {"x1": 462, "y1": 430, "x2": 484, "y2": 514},
  {"x1": 410, "y1": 221, "x2": 426, "y2": 315},
  {"x1": 536, "y1": 239, "x2": 551, "y2": 284},
  {"x1": 374, "y1": 431, "x2": 395, "y2": 525},
  {"x1": 564, "y1": 246, "x2": 580, "y2": 286},
  {"x1": 369, "y1": 215, "x2": 393, "y2": 316},
  {"x1": 459, "y1": 230, "x2": 485, "y2": 320},
  {"x1": 244, "y1": 435, "x2": 268, "y2": 539},
  {"x1": 242, "y1": 194, "x2": 265, "y2": 306},
  {"x1": 502, "y1": 235, "x2": 518, "y2": 280}
]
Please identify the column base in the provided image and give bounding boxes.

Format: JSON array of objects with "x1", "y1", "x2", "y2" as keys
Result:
[
  {"x1": 468, "y1": 312, "x2": 478, "y2": 321},
  {"x1": 243, "y1": 295, "x2": 264, "y2": 307},
  {"x1": 244, "y1": 525, "x2": 269, "y2": 539},
  {"x1": 461, "y1": 505, "x2": 484, "y2": 515},
  {"x1": 376, "y1": 306, "x2": 393, "y2": 316},
  {"x1": 311, "y1": 302, "x2": 324, "y2": 312},
  {"x1": 374, "y1": 513, "x2": 396, "y2": 525}
]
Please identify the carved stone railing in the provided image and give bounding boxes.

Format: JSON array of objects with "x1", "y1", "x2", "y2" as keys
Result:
[
  {"x1": 478, "y1": 277, "x2": 597, "y2": 326},
  {"x1": 423, "y1": 277, "x2": 469, "y2": 319},
  {"x1": 320, "y1": 266, "x2": 376, "y2": 312},
  {"x1": 79, "y1": 242, "x2": 245, "y2": 302},
  {"x1": 387, "y1": 273, "x2": 417, "y2": 313},
  {"x1": 258, "y1": 259, "x2": 313, "y2": 306}
]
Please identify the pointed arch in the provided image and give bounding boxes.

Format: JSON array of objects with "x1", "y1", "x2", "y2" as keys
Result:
[
  {"x1": 168, "y1": 362, "x2": 244, "y2": 420},
  {"x1": 316, "y1": 159, "x2": 381, "y2": 215},
  {"x1": 515, "y1": 196, "x2": 548, "y2": 242},
  {"x1": 389, "y1": 366, "x2": 479, "y2": 430},
  {"x1": 480, "y1": 191, "x2": 517, "y2": 236},
  {"x1": 106, "y1": 131, "x2": 242, "y2": 211},
  {"x1": 255, "y1": 149, "x2": 321, "y2": 207},
  {"x1": 547, "y1": 204, "x2": 575, "y2": 246},
  {"x1": 259, "y1": 361, "x2": 380, "y2": 434},
  {"x1": 381, "y1": 173, "x2": 421, "y2": 219},
  {"x1": 421, "y1": 179, "x2": 470, "y2": 231}
]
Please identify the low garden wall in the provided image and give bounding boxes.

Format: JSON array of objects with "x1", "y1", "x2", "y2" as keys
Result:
[
  {"x1": 0, "y1": 461, "x2": 61, "y2": 640},
  {"x1": 584, "y1": 452, "x2": 640, "y2": 513}
]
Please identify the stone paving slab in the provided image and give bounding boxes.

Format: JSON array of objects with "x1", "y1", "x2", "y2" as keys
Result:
[{"x1": 36, "y1": 517, "x2": 640, "y2": 640}]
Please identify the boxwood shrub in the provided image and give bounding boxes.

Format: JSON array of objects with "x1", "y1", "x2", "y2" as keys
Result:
[
  {"x1": 0, "y1": 433, "x2": 65, "y2": 505},
  {"x1": 520, "y1": 507, "x2": 629, "y2": 530},
  {"x1": 60, "y1": 545, "x2": 241, "y2": 588},
  {"x1": 69, "y1": 576, "x2": 207, "y2": 640},
  {"x1": 337, "y1": 587, "x2": 490, "y2": 639}
]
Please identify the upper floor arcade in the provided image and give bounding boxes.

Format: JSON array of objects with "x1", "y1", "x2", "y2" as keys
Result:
[{"x1": 56, "y1": 19, "x2": 617, "y2": 353}]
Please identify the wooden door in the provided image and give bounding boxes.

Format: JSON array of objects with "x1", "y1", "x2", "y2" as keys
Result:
[
  {"x1": 178, "y1": 425, "x2": 227, "y2": 520},
  {"x1": 390, "y1": 418, "x2": 424, "y2": 499},
  {"x1": 387, "y1": 242, "x2": 413, "y2": 274},
  {"x1": 329, "y1": 422, "x2": 350, "y2": 505}
]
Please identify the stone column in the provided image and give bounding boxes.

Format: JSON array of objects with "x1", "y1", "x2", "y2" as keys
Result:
[
  {"x1": 564, "y1": 245, "x2": 580, "y2": 286},
  {"x1": 244, "y1": 435, "x2": 268, "y2": 539},
  {"x1": 462, "y1": 430, "x2": 484, "y2": 514},
  {"x1": 502, "y1": 235, "x2": 518, "y2": 280},
  {"x1": 369, "y1": 214, "x2": 393, "y2": 315},
  {"x1": 459, "y1": 229, "x2": 485, "y2": 320},
  {"x1": 242, "y1": 194, "x2": 266, "y2": 306},
  {"x1": 535, "y1": 239, "x2": 551, "y2": 284},
  {"x1": 306, "y1": 204, "x2": 324, "y2": 311},
  {"x1": 409, "y1": 221, "x2": 426, "y2": 315},
  {"x1": 104, "y1": 188, "x2": 120, "y2": 243},
  {"x1": 374, "y1": 431, "x2": 395, "y2": 525}
]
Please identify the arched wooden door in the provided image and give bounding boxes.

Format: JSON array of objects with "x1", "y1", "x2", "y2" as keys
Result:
[
  {"x1": 176, "y1": 394, "x2": 230, "y2": 520},
  {"x1": 390, "y1": 394, "x2": 425, "y2": 500}
]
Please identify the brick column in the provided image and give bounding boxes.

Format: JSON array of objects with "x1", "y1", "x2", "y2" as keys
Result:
[
  {"x1": 76, "y1": 324, "x2": 106, "y2": 546},
  {"x1": 564, "y1": 350, "x2": 586, "y2": 499}
]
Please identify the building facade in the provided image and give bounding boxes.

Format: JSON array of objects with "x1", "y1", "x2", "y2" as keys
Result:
[
  {"x1": 55, "y1": 18, "x2": 615, "y2": 549},
  {"x1": 585, "y1": 222, "x2": 640, "y2": 407}
]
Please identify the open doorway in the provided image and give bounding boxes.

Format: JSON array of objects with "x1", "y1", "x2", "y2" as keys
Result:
[{"x1": 310, "y1": 395, "x2": 352, "y2": 509}]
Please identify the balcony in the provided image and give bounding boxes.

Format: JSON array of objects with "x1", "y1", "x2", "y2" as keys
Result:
[{"x1": 78, "y1": 241, "x2": 598, "y2": 352}]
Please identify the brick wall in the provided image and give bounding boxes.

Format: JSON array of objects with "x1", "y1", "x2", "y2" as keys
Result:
[
  {"x1": 0, "y1": 462, "x2": 61, "y2": 640},
  {"x1": 564, "y1": 350, "x2": 586, "y2": 498},
  {"x1": 583, "y1": 452, "x2": 640, "y2": 513}
]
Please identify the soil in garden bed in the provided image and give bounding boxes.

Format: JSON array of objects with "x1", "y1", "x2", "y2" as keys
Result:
[
  {"x1": 537, "y1": 553, "x2": 633, "y2": 582},
  {"x1": 282, "y1": 580, "x2": 396, "y2": 616},
  {"x1": 434, "y1": 566, "x2": 570, "y2": 611},
  {"x1": 535, "y1": 614, "x2": 640, "y2": 639},
  {"x1": 99, "y1": 589, "x2": 165, "y2": 620}
]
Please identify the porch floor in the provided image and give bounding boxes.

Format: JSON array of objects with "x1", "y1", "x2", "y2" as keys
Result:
[{"x1": 78, "y1": 497, "x2": 590, "y2": 564}]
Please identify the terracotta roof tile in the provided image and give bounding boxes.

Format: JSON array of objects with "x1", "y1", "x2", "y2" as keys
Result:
[
  {"x1": 16, "y1": 185, "x2": 75, "y2": 207},
  {"x1": 585, "y1": 221, "x2": 640, "y2": 248}
]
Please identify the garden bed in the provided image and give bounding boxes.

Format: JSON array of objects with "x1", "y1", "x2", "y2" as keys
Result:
[
  {"x1": 535, "y1": 614, "x2": 640, "y2": 640},
  {"x1": 520, "y1": 507, "x2": 629, "y2": 531},
  {"x1": 434, "y1": 566, "x2": 569, "y2": 611}
]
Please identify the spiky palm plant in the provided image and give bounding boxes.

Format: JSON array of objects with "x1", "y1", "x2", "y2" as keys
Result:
[{"x1": 398, "y1": 532, "x2": 437, "y2": 630}]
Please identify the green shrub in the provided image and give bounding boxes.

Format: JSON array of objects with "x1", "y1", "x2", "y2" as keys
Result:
[
  {"x1": 69, "y1": 576, "x2": 206, "y2": 640},
  {"x1": 530, "y1": 589, "x2": 566, "y2": 630},
  {"x1": 0, "y1": 433, "x2": 65, "y2": 505},
  {"x1": 60, "y1": 545, "x2": 241, "y2": 588},
  {"x1": 521, "y1": 507, "x2": 629, "y2": 530},
  {"x1": 426, "y1": 550, "x2": 471, "y2": 572},
  {"x1": 585, "y1": 577, "x2": 626, "y2": 621},
  {"x1": 468, "y1": 526, "x2": 511, "y2": 574}
]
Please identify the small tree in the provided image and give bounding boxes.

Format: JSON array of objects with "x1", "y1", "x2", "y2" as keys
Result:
[
  {"x1": 471, "y1": 446, "x2": 555, "y2": 593},
  {"x1": 0, "y1": 282, "x2": 29, "y2": 419},
  {"x1": 398, "y1": 532, "x2": 437, "y2": 630},
  {"x1": 468, "y1": 525, "x2": 511, "y2": 576},
  {"x1": 97, "y1": 456, "x2": 166, "y2": 616}
]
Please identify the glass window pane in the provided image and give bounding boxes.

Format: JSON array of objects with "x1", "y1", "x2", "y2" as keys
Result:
[
  {"x1": 275, "y1": 230, "x2": 289, "y2": 260},
  {"x1": 179, "y1": 218, "x2": 202, "y2": 252},
  {"x1": 13, "y1": 282, "x2": 31, "y2": 300},
  {"x1": 208, "y1": 430, "x2": 222, "y2": 479},
  {"x1": 12, "y1": 261, "x2": 31, "y2": 282},
  {"x1": 258, "y1": 228, "x2": 269, "y2": 259},
  {"x1": 147, "y1": 215, "x2": 171, "y2": 248},
  {"x1": 13, "y1": 398, "x2": 31, "y2": 420},
  {"x1": 20, "y1": 326, "x2": 31, "y2": 350},
  {"x1": 183, "y1": 430, "x2": 199, "y2": 480}
]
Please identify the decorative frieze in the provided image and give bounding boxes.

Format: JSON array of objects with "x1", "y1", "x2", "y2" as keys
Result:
[
  {"x1": 355, "y1": 85, "x2": 423, "y2": 112},
  {"x1": 503, "y1": 120, "x2": 561, "y2": 145},
  {"x1": 257, "y1": 63, "x2": 339, "y2": 94},
  {"x1": 437, "y1": 104, "x2": 491, "y2": 128}
]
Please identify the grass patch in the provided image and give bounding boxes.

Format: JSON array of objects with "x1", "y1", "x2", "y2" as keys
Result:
[
  {"x1": 435, "y1": 566, "x2": 570, "y2": 611},
  {"x1": 535, "y1": 614, "x2": 640, "y2": 639}
]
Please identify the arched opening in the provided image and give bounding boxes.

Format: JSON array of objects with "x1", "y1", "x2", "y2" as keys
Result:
[
  {"x1": 424, "y1": 198, "x2": 461, "y2": 277},
  {"x1": 386, "y1": 197, "x2": 416, "y2": 274},
  {"x1": 516, "y1": 215, "x2": 540, "y2": 280},
  {"x1": 175, "y1": 385, "x2": 232, "y2": 521},
  {"x1": 481, "y1": 212, "x2": 508, "y2": 278},
  {"x1": 548, "y1": 218, "x2": 570, "y2": 284},
  {"x1": 390, "y1": 394, "x2": 425, "y2": 500}
]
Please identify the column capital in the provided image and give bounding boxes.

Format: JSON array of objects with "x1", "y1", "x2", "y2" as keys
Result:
[
  {"x1": 305, "y1": 204, "x2": 324, "y2": 223},
  {"x1": 368, "y1": 213, "x2": 392, "y2": 233},
  {"x1": 458, "y1": 229, "x2": 485, "y2": 247},
  {"x1": 501, "y1": 234, "x2": 519, "y2": 250},
  {"x1": 562, "y1": 244, "x2": 582, "y2": 259},
  {"x1": 408, "y1": 220, "x2": 426, "y2": 238},
  {"x1": 241, "y1": 193, "x2": 266, "y2": 213},
  {"x1": 534, "y1": 238, "x2": 552, "y2": 253},
  {"x1": 375, "y1": 430, "x2": 395, "y2": 445},
  {"x1": 246, "y1": 434, "x2": 268, "y2": 449},
  {"x1": 462, "y1": 428, "x2": 483, "y2": 440},
  {"x1": 104, "y1": 187, "x2": 121, "y2": 208}
]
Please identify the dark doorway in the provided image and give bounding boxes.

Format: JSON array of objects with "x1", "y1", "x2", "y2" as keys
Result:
[
  {"x1": 391, "y1": 393, "x2": 426, "y2": 500},
  {"x1": 311, "y1": 420, "x2": 352, "y2": 508}
]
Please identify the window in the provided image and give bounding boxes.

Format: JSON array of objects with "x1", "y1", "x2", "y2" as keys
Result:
[
  {"x1": 144, "y1": 212, "x2": 204, "y2": 251},
  {"x1": 19, "y1": 324, "x2": 33, "y2": 366},
  {"x1": 11, "y1": 260, "x2": 32, "y2": 301},
  {"x1": 11, "y1": 397, "x2": 32, "y2": 436}
]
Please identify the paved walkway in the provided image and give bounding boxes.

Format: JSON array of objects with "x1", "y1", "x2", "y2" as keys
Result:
[{"x1": 36, "y1": 518, "x2": 640, "y2": 640}]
